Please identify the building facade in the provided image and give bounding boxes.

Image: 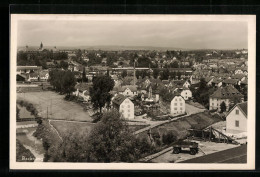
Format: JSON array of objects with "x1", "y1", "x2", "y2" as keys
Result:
[
  {"x1": 170, "y1": 95, "x2": 185, "y2": 116},
  {"x1": 112, "y1": 94, "x2": 134, "y2": 120},
  {"x1": 226, "y1": 102, "x2": 247, "y2": 134}
]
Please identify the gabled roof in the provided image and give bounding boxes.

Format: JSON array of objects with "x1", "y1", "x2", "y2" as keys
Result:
[
  {"x1": 210, "y1": 85, "x2": 243, "y2": 99},
  {"x1": 232, "y1": 74, "x2": 246, "y2": 80},
  {"x1": 118, "y1": 85, "x2": 137, "y2": 92},
  {"x1": 227, "y1": 102, "x2": 247, "y2": 118},
  {"x1": 240, "y1": 78, "x2": 248, "y2": 85},
  {"x1": 112, "y1": 94, "x2": 127, "y2": 105}
]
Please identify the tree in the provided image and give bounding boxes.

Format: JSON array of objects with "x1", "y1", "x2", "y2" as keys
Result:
[
  {"x1": 220, "y1": 101, "x2": 227, "y2": 113},
  {"x1": 177, "y1": 71, "x2": 182, "y2": 80},
  {"x1": 153, "y1": 68, "x2": 160, "y2": 79},
  {"x1": 121, "y1": 70, "x2": 127, "y2": 78},
  {"x1": 62, "y1": 71, "x2": 76, "y2": 96},
  {"x1": 87, "y1": 110, "x2": 144, "y2": 162},
  {"x1": 89, "y1": 75, "x2": 115, "y2": 113},
  {"x1": 60, "y1": 61, "x2": 68, "y2": 70},
  {"x1": 170, "y1": 61, "x2": 179, "y2": 68},
  {"x1": 160, "y1": 69, "x2": 169, "y2": 80},
  {"x1": 82, "y1": 67, "x2": 88, "y2": 82}
]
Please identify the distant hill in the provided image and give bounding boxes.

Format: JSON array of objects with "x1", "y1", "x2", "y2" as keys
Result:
[{"x1": 17, "y1": 45, "x2": 247, "y2": 51}]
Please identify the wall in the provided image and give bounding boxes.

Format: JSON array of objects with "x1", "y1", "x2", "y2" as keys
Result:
[
  {"x1": 170, "y1": 96, "x2": 185, "y2": 116},
  {"x1": 226, "y1": 107, "x2": 247, "y2": 133},
  {"x1": 120, "y1": 98, "x2": 134, "y2": 119}
]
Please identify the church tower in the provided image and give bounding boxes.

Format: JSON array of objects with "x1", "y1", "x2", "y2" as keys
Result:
[{"x1": 40, "y1": 42, "x2": 43, "y2": 50}]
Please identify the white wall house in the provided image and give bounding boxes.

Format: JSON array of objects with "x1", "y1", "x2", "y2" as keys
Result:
[
  {"x1": 170, "y1": 95, "x2": 185, "y2": 116},
  {"x1": 112, "y1": 94, "x2": 134, "y2": 120},
  {"x1": 226, "y1": 102, "x2": 247, "y2": 134},
  {"x1": 180, "y1": 89, "x2": 192, "y2": 100}
]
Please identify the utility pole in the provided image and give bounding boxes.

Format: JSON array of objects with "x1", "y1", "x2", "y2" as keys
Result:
[{"x1": 47, "y1": 107, "x2": 48, "y2": 119}]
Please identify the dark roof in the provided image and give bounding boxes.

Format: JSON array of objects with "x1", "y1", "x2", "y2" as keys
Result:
[
  {"x1": 223, "y1": 79, "x2": 239, "y2": 85},
  {"x1": 210, "y1": 85, "x2": 243, "y2": 99},
  {"x1": 240, "y1": 78, "x2": 248, "y2": 85},
  {"x1": 118, "y1": 85, "x2": 137, "y2": 92},
  {"x1": 237, "y1": 102, "x2": 247, "y2": 117},
  {"x1": 232, "y1": 74, "x2": 246, "y2": 80},
  {"x1": 212, "y1": 78, "x2": 222, "y2": 84},
  {"x1": 180, "y1": 145, "x2": 247, "y2": 163},
  {"x1": 112, "y1": 94, "x2": 127, "y2": 105}
]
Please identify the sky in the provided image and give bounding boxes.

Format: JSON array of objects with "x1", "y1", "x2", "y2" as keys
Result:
[{"x1": 17, "y1": 20, "x2": 248, "y2": 50}]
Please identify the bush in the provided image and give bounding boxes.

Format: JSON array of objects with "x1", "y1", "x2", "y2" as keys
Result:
[
  {"x1": 16, "y1": 140, "x2": 35, "y2": 162},
  {"x1": 162, "y1": 131, "x2": 177, "y2": 145},
  {"x1": 64, "y1": 95, "x2": 78, "y2": 101},
  {"x1": 17, "y1": 99, "x2": 38, "y2": 117}
]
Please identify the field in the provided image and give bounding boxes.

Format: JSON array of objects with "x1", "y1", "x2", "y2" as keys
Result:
[
  {"x1": 50, "y1": 120, "x2": 95, "y2": 138},
  {"x1": 17, "y1": 91, "x2": 92, "y2": 122}
]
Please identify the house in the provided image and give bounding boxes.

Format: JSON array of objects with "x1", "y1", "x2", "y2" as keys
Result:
[
  {"x1": 118, "y1": 85, "x2": 138, "y2": 97},
  {"x1": 28, "y1": 72, "x2": 39, "y2": 82},
  {"x1": 172, "y1": 80, "x2": 190, "y2": 88},
  {"x1": 180, "y1": 88, "x2": 192, "y2": 100},
  {"x1": 222, "y1": 79, "x2": 239, "y2": 87},
  {"x1": 112, "y1": 94, "x2": 134, "y2": 120},
  {"x1": 39, "y1": 70, "x2": 49, "y2": 81},
  {"x1": 205, "y1": 77, "x2": 214, "y2": 86},
  {"x1": 170, "y1": 94, "x2": 185, "y2": 116},
  {"x1": 73, "y1": 83, "x2": 91, "y2": 102},
  {"x1": 232, "y1": 74, "x2": 246, "y2": 82},
  {"x1": 209, "y1": 85, "x2": 244, "y2": 112},
  {"x1": 226, "y1": 102, "x2": 247, "y2": 134},
  {"x1": 211, "y1": 78, "x2": 223, "y2": 88}
]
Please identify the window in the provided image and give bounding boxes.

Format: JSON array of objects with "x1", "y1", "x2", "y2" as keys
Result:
[
  {"x1": 235, "y1": 120, "x2": 239, "y2": 127},
  {"x1": 174, "y1": 108, "x2": 177, "y2": 110},
  {"x1": 128, "y1": 114, "x2": 130, "y2": 118},
  {"x1": 122, "y1": 110, "x2": 124, "y2": 113},
  {"x1": 122, "y1": 105, "x2": 124, "y2": 108},
  {"x1": 180, "y1": 107, "x2": 182, "y2": 110},
  {"x1": 128, "y1": 109, "x2": 130, "y2": 112},
  {"x1": 174, "y1": 103, "x2": 177, "y2": 106},
  {"x1": 128, "y1": 105, "x2": 130, "y2": 108},
  {"x1": 179, "y1": 98, "x2": 182, "y2": 101},
  {"x1": 180, "y1": 103, "x2": 183, "y2": 106},
  {"x1": 236, "y1": 110, "x2": 239, "y2": 115},
  {"x1": 212, "y1": 103, "x2": 214, "y2": 106}
]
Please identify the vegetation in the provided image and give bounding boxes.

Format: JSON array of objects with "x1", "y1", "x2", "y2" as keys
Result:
[
  {"x1": 220, "y1": 101, "x2": 227, "y2": 113},
  {"x1": 48, "y1": 69, "x2": 76, "y2": 96},
  {"x1": 190, "y1": 78, "x2": 217, "y2": 109},
  {"x1": 89, "y1": 75, "x2": 115, "y2": 113},
  {"x1": 16, "y1": 99, "x2": 38, "y2": 117},
  {"x1": 16, "y1": 139, "x2": 35, "y2": 162},
  {"x1": 86, "y1": 110, "x2": 155, "y2": 162}
]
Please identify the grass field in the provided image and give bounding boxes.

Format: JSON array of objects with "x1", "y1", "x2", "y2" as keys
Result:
[
  {"x1": 50, "y1": 120, "x2": 95, "y2": 138},
  {"x1": 17, "y1": 91, "x2": 93, "y2": 122}
]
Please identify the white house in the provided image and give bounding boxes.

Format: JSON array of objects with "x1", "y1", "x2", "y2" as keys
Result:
[
  {"x1": 226, "y1": 102, "x2": 247, "y2": 134},
  {"x1": 170, "y1": 95, "x2": 185, "y2": 116},
  {"x1": 180, "y1": 89, "x2": 192, "y2": 100},
  {"x1": 112, "y1": 94, "x2": 135, "y2": 120},
  {"x1": 73, "y1": 83, "x2": 90, "y2": 102}
]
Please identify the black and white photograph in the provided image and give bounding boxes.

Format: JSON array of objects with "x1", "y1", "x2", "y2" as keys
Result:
[{"x1": 10, "y1": 15, "x2": 256, "y2": 170}]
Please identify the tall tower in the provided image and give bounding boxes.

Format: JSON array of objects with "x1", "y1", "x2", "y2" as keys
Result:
[{"x1": 40, "y1": 42, "x2": 43, "y2": 49}]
